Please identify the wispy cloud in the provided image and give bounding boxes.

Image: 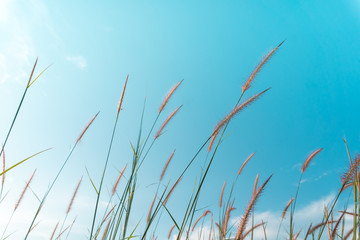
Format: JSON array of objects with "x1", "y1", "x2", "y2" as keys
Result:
[{"x1": 66, "y1": 56, "x2": 87, "y2": 70}]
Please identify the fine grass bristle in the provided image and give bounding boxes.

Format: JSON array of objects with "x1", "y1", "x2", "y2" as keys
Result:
[
  {"x1": 66, "y1": 177, "x2": 82, "y2": 214},
  {"x1": 238, "y1": 152, "x2": 255, "y2": 176},
  {"x1": 160, "y1": 150, "x2": 175, "y2": 181},
  {"x1": 77, "y1": 112, "x2": 100, "y2": 143},
  {"x1": 117, "y1": 75, "x2": 129, "y2": 118},
  {"x1": 15, "y1": 169, "x2": 36, "y2": 211},
  {"x1": 159, "y1": 80, "x2": 183, "y2": 114},
  {"x1": 112, "y1": 164, "x2": 127, "y2": 195},
  {"x1": 301, "y1": 148, "x2": 323, "y2": 173},
  {"x1": 154, "y1": 105, "x2": 182, "y2": 139}
]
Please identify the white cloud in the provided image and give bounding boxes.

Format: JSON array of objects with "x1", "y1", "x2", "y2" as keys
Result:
[
  {"x1": 179, "y1": 194, "x2": 353, "y2": 240},
  {"x1": 66, "y1": 56, "x2": 87, "y2": 70}
]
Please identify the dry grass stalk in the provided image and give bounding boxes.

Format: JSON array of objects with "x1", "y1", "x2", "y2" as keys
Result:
[
  {"x1": 1, "y1": 147, "x2": 5, "y2": 186},
  {"x1": 330, "y1": 211, "x2": 345, "y2": 239},
  {"x1": 77, "y1": 112, "x2": 100, "y2": 143},
  {"x1": 208, "y1": 129, "x2": 219, "y2": 152},
  {"x1": 50, "y1": 221, "x2": 59, "y2": 240},
  {"x1": 15, "y1": 169, "x2": 36, "y2": 210},
  {"x1": 237, "y1": 152, "x2": 255, "y2": 176},
  {"x1": 219, "y1": 181, "x2": 226, "y2": 208},
  {"x1": 301, "y1": 148, "x2": 323, "y2": 173},
  {"x1": 155, "y1": 106, "x2": 182, "y2": 139},
  {"x1": 324, "y1": 206, "x2": 332, "y2": 240},
  {"x1": 338, "y1": 211, "x2": 360, "y2": 217},
  {"x1": 159, "y1": 80, "x2": 183, "y2": 114},
  {"x1": 213, "y1": 88, "x2": 270, "y2": 137},
  {"x1": 102, "y1": 218, "x2": 111, "y2": 240},
  {"x1": 342, "y1": 154, "x2": 360, "y2": 185},
  {"x1": 235, "y1": 174, "x2": 272, "y2": 239},
  {"x1": 222, "y1": 203, "x2": 235, "y2": 238},
  {"x1": 147, "y1": 193, "x2": 157, "y2": 223},
  {"x1": 241, "y1": 41, "x2": 284, "y2": 94},
  {"x1": 66, "y1": 177, "x2": 82, "y2": 214},
  {"x1": 282, "y1": 198, "x2": 294, "y2": 219},
  {"x1": 117, "y1": 75, "x2": 129, "y2": 118},
  {"x1": 112, "y1": 164, "x2": 127, "y2": 195},
  {"x1": 168, "y1": 224, "x2": 175, "y2": 239},
  {"x1": 243, "y1": 222, "x2": 265, "y2": 239},
  {"x1": 160, "y1": 150, "x2": 175, "y2": 181},
  {"x1": 164, "y1": 177, "x2": 182, "y2": 205},
  {"x1": 192, "y1": 209, "x2": 211, "y2": 231}
]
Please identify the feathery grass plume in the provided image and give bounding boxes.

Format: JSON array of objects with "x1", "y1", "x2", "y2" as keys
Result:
[
  {"x1": 168, "y1": 224, "x2": 175, "y2": 239},
  {"x1": 112, "y1": 164, "x2": 127, "y2": 195},
  {"x1": 164, "y1": 177, "x2": 182, "y2": 205},
  {"x1": 301, "y1": 148, "x2": 323, "y2": 173},
  {"x1": 192, "y1": 210, "x2": 211, "y2": 231},
  {"x1": 342, "y1": 155, "x2": 360, "y2": 185},
  {"x1": 160, "y1": 150, "x2": 175, "y2": 181},
  {"x1": 222, "y1": 203, "x2": 236, "y2": 237},
  {"x1": 147, "y1": 193, "x2": 157, "y2": 223},
  {"x1": 15, "y1": 169, "x2": 36, "y2": 210},
  {"x1": 252, "y1": 173, "x2": 259, "y2": 197},
  {"x1": 243, "y1": 222, "x2": 265, "y2": 239},
  {"x1": 294, "y1": 228, "x2": 302, "y2": 240},
  {"x1": 282, "y1": 198, "x2": 294, "y2": 219},
  {"x1": 241, "y1": 41, "x2": 284, "y2": 94},
  {"x1": 331, "y1": 211, "x2": 345, "y2": 239},
  {"x1": 102, "y1": 218, "x2": 111, "y2": 240},
  {"x1": 324, "y1": 206, "x2": 332, "y2": 240},
  {"x1": 238, "y1": 152, "x2": 255, "y2": 176},
  {"x1": 307, "y1": 221, "x2": 337, "y2": 235},
  {"x1": 117, "y1": 75, "x2": 129, "y2": 118},
  {"x1": 213, "y1": 88, "x2": 270, "y2": 136},
  {"x1": 208, "y1": 129, "x2": 219, "y2": 152},
  {"x1": 219, "y1": 181, "x2": 226, "y2": 208},
  {"x1": 66, "y1": 177, "x2": 82, "y2": 214},
  {"x1": 235, "y1": 174, "x2": 272, "y2": 239},
  {"x1": 29, "y1": 221, "x2": 40, "y2": 233},
  {"x1": 50, "y1": 221, "x2": 59, "y2": 240},
  {"x1": 154, "y1": 105, "x2": 182, "y2": 139},
  {"x1": 77, "y1": 111, "x2": 100, "y2": 143},
  {"x1": 159, "y1": 80, "x2": 183, "y2": 114}
]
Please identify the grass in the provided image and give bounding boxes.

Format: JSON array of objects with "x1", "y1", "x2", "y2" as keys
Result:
[{"x1": 0, "y1": 43, "x2": 359, "y2": 240}]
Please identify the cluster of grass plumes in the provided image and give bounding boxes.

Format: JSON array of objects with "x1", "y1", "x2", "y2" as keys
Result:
[{"x1": 0, "y1": 43, "x2": 359, "y2": 240}]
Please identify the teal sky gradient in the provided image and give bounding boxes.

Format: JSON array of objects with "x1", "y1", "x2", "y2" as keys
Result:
[{"x1": 0, "y1": 0, "x2": 360, "y2": 239}]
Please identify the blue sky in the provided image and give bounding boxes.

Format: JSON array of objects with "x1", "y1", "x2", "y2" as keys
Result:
[{"x1": 0, "y1": 0, "x2": 360, "y2": 239}]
